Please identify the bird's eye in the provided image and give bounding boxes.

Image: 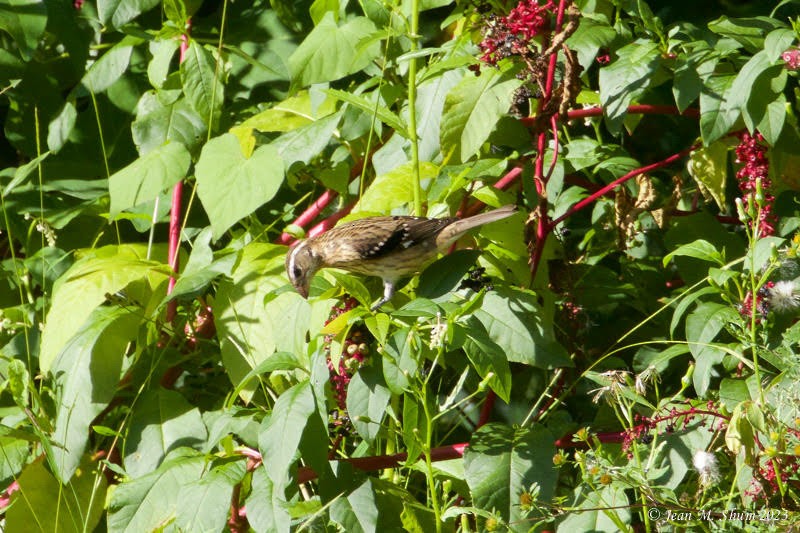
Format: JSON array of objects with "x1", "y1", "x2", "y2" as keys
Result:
[{"x1": 292, "y1": 266, "x2": 302, "y2": 279}]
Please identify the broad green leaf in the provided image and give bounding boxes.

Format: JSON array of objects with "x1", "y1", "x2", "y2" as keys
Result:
[
  {"x1": 326, "y1": 88, "x2": 408, "y2": 138},
  {"x1": 107, "y1": 451, "x2": 206, "y2": 533},
  {"x1": 109, "y1": 141, "x2": 191, "y2": 218},
  {"x1": 402, "y1": 393, "x2": 427, "y2": 465},
  {"x1": 417, "y1": 249, "x2": 481, "y2": 301},
  {"x1": 81, "y1": 36, "x2": 139, "y2": 93},
  {"x1": 310, "y1": 0, "x2": 340, "y2": 24},
  {"x1": 165, "y1": 227, "x2": 238, "y2": 302},
  {"x1": 347, "y1": 359, "x2": 391, "y2": 443},
  {"x1": 176, "y1": 458, "x2": 247, "y2": 532},
  {"x1": 473, "y1": 286, "x2": 571, "y2": 368},
  {"x1": 258, "y1": 381, "x2": 316, "y2": 489},
  {"x1": 353, "y1": 161, "x2": 438, "y2": 214},
  {"x1": 214, "y1": 243, "x2": 311, "y2": 400},
  {"x1": 50, "y1": 306, "x2": 141, "y2": 482},
  {"x1": 132, "y1": 91, "x2": 207, "y2": 155},
  {"x1": 195, "y1": 133, "x2": 285, "y2": 239},
  {"x1": 271, "y1": 111, "x2": 342, "y2": 168},
  {"x1": 147, "y1": 38, "x2": 180, "y2": 88},
  {"x1": 686, "y1": 302, "x2": 739, "y2": 396},
  {"x1": 566, "y1": 17, "x2": 616, "y2": 69},
  {"x1": 699, "y1": 73, "x2": 739, "y2": 146},
  {"x1": 230, "y1": 90, "x2": 338, "y2": 144},
  {"x1": 180, "y1": 40, "x2": 225, "y2": 127},
  {"x1": 459, "y1": 319, "x2": 511, "y2": 402},
  {"x1": 98, "y1": 0, "x2": 161, "y2": 28},
  {"x1": 748, "y1": 236, "x2": 785, "y2": 274},
  {"x1": 726, "y1": 401, "x2": 759, "y2": 462},
  {"x1": 40, "y1": 245, "x2": 170, "y2": 372},
  {"x1": 663, "y1": 238, "x2": 724, "y2": 266},
  {"x1": 707, "y1": 16, "x2": 786, "y2": 53},
  {"x1": 289, "y1": 13, "x2": 381, "y2": 88},
  {"x1": 557, "y1": 486, "x2": 631, "y2": 532},
  {"x1": 330, "y1": 478, "x2": 413, "y2": 532},
  {"x1": 6, "y1": 457, "x2": 106, "y2": 533},
  {"x1": 598, "y1": 41, "x2": 662, "y2": 133},
  {"x1": 0, "y1": 0, "x2": 47, "y2": 60},
  {"x1": 123, "y1": 388, "x2": 209, "y2": 478},
  {"x1": 464, "y1": 423, "x2": 557, "y2": 528},
  {"x1": 47, "y1": 99, "x2": 77, "y2": 152},
  {"x1": 440, "y1": 67, "x2": 523, "y2": 163},
  {"x1": 246, "y1": 466, "x2": 292, "y2": 533},
  {"x1": 686, "y1": 143, "x2": 728, "y2": 210},
  {"x1": 757, "y1": 95, "x2": 787, "y2": 145}
]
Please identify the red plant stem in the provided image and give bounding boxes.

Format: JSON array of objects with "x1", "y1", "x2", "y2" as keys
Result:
[
  {"x1": 276, "y1": 189, "x2": 340, "y2": 244},
  {"x1": 165, "y1": 25, "x2": 192, "y2": 324},
  {"x1": 307, "y1": 202, "x2": 355, "y2": 238},
  {"x1": 550, "y1": 143, "x2": 699, "y2": 229},
  {"x1": 562, "y1": 104, "x2": 700, "y2": 122},
  {"x1": 297, "y1": 443, "x2": 468, "y2": 484},
  {"x1": 477, "y1": 391, "x2": 495, "y2": 428},
  {"x1": 529, "y1": 0, "x2": 568, "y2": 278}
]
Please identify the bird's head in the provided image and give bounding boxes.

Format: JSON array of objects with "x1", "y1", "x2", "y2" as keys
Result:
[{"x1": 285, "y1": 240, "x2": 322, "y2": 299}]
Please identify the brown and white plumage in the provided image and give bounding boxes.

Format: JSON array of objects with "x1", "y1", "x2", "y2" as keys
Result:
[{"x1": 285, "y1": 205, "x2": 517, "y2": 310}]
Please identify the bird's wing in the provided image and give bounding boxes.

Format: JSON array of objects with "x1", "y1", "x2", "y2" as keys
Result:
[{"x1": 322, "y1": 216, "x2": 456, "y2": 264}]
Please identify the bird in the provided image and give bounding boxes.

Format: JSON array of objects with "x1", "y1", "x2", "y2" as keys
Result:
[{"x1": 285, "y1": 205, "x2": 517, "y2": 310}]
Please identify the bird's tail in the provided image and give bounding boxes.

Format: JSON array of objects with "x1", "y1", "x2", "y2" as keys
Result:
[{"x1": 438, "y1": 205, "x2": 518, "y2": 244}]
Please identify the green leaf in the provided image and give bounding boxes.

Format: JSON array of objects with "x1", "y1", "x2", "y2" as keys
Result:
[
  {"x1": 460, "y1": 318, "x2": 511, "y2": 402},
  {"x1": 176, "y1": 458, "x2": 247, "y2": 532},
  {"x1": 109, "y1": 141, "x2": 191, "y2": 218},
  {"x1": 40, "y1": 245, "x2": 170, "y2": 373},
  {"x1": 330, "y1": 478, "x2": 413, "y2": 532},
  {"x1": 195, "y1": 133, "x2": 285, "y2": 239},
  {"x1": 353, "y1": 161, "x2": 438, "y2": 214},
  {"x1": 166, "y1": 228, "x2": 238, "y2": 302},
  {"x1": 464, "y1": 423, "x2": 557, "y2": 526},
  {"x1": 686, "y1": 302, "x2": 739, "y2": 396},
  {"x1": 699, "y1": 73, "x2": 739, "y2": 145},
  {"x1": 557, "y1": 486, "x2": 631, "y2": 531},
  {"x1": 473, "y1": 286, "x2": 571, "y2": 368},
  {"x1": 259, "y1": 381, "x2": 317, "y2": 489},
  {"x1": 6, "y1": 457, "x2": 106, "y2": 533},
  {"x1": 289, "y1": 12, "x2": 381, "y2": 88},
  {"x1": 132, "y1": 91, "x2": 207, "y2": 155},
  {"x1": 599, "y1": 41, "x2": 662, "y2": 133},
  {"x1": 726, "y1": 401, "x2": 758, "y2": 462},
  {"x1": 686, "y1": 143, "x2": 728, "y2": 210},
  {"x1": 417, "y1": 249, "x2": 481, "y2": 301},
  {"x1": 47, "y1": 99, "x2": 77, "y2": 152},
  {"x1": 271, "y1": 111, "x2": 342, "y2": 168},
  {"x1": 347, "y1": 359, "x2": 391, "y2": 443},
  {"x1": 108, "y1": 451, "x2": 207, "y2": 532},
  {"x1": 180, "y1": 40, "x2": 225, "y2": 127},
  {"x1": 0, "y1": 0, "x2": 47, "y2": 60},
  {"x1": 566, "y1": 17, "x2": 616, "y2": 69},
  {"x1": 98, "y1": 0, "x2": 161, "y2": 28},
  {"x1": 50, "y1": 306, "x2": 141, "y2": 482},
  {"x1": 663, "y1": 238, "x2": 724, "y2": 266},
  {"x1": 327, "y1": 88, "x2": 408, "y2": 138},
  {"x1": 81, "y1": 36, "x2": 139, "y2": 93},
  {"x1": 214, "y1": 243, "x2": 311, "y2": 401},
  {"x1": 440, "y1": 67, "x2": 523, "y2": 163},
  {"x1": 707, "y1": 16, "x2": 786, "y2": 53},
  {"x1": 246, "y1": 466, "x2": 292, "y2": 533},
  {"x1": 123, "y1": 388, "x2": 209, "y2": 478}
]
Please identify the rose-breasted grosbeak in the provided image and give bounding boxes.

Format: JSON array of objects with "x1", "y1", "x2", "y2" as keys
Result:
[{"x1": 285, "y1": 205, "x2": 517, "y2": 310}]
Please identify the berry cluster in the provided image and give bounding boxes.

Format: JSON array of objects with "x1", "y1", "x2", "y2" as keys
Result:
[
  {"x1": 323, "y1": 296, "x2": 371, "y2": 410},
  {"x1": 739, "y1": 280, "x2": 775, "y2": 320},
  {"x1": 458, "y1": 266, "x2": 495, "y2": 292},
  {"x1": 734, "y1": 131, "x2": 775, "y2": 236},
  {"x1": 783, "y1": 48, "x2": 800, "y2": 70},
  {"x1": 477, "y1": 1, "x2": 555, "y2": 66}
]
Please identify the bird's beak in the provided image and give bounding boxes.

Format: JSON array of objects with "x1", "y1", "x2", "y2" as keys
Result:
[{"x1": 297, "y1": 282, "x2": 309, "y2": 299}]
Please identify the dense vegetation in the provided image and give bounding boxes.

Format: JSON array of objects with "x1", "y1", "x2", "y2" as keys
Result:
[{"x1": 1, "y1": 0, "x2": 799, "y2": 531}]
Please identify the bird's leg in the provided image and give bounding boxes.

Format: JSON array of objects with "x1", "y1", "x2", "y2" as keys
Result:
[{"x1": 370, "y1": 280, "x2": 396, "y2": 311}]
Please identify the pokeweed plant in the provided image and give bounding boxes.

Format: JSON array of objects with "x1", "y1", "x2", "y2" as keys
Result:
[{"x1": 0, "y1": 1, "x2": 799, "y2": 532}]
